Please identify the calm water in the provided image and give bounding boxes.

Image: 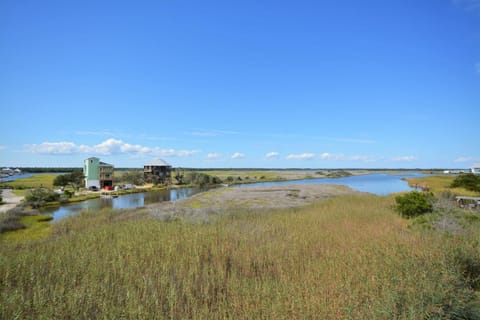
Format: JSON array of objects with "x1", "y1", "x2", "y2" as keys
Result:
[
  {"x1": 42, "y1": 172, "x2": 423, "y2": 221},
  {"x1": 43, "y1": 188, "x2": 203, "y2": 221},
  {"x1": 233, "y1": 172, "x2": 424, "y2": 195},
  {"x1": 0, "y1": 173, "x2": 34, "y2": 182}
]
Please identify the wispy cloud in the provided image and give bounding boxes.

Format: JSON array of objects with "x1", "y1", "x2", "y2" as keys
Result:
[
  {"x1": 319, "y1": 152, "x2": 343, "y2": 160},
  {"x1": 25, "y1": 139, "x2": 197, "y2": 157},
  {"x1": 318, "y1": 153, "x2": 380, "y2": 162},
  {"x1": 206, "y1": 153, "x2": 222, "y2": 159},
  {"x1": 454, "y1": 156, "x2": 474, "y2": 162},
  {"x1": 286, "y1": 153, "x2": 315, "y2": 160},
  {"x1": 265, "y1": 151, "x2": 279, "y2": 158},
  {"x1": 231, "y1": 152, "x2": 245, "y2": 159},
  {"x1": 0, "y1": 145, "x2": 6, "y2": 151},
  {"x1": 266, "y1": 133, "x2": 376, "y2": 144},
  {"x1": 390, "y1": 156, "x2": 417, "y2": 162},
  {"x1": 320, "y1": 137, "x2": 376, "y2": 144}
]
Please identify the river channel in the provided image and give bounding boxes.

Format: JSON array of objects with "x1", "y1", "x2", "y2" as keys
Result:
[{"x1": 42, "y1": 172, "x2": 423, "y2": 221}]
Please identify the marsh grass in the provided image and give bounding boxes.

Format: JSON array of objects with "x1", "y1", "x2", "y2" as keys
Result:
[
  {"x1": 0, "y1": 174, "x2": 57, "y2": 189},
  {"x1": 0, "y1": 215, "x2": 53, "y2": 243},
  {"x1": 0, "y1": 195, "x2": 478, "y2": 319},
  {"x1": 407, "y1": 175, "x2": 480, "y2": 197}
]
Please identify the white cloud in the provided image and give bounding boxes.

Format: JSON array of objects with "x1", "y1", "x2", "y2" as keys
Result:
[
  {"x1": 390, "y1": 156, "x2": 417, "y2": 162},
  {"x1": 206, "y1": 153, "x2": 221, "y2": 159},
  {"x1": 286, "y1": 153, "x2": 315, "y2": 160},
  {"x1": 265, "y1": 152, "x2": 279, "y2": 158},
  {"x1": 319, "y1": 152, "x2": 380, "y2": 162},
  {"x1": 454, "y1": 156, "x2": 474, "y2": 162},
  {"x1": 0, "y1": 145, "x2": 6, "y2": 151},
  {"x1": 25, "y1": 139, "x2": 197, "y2": 157},
  {"x1": 319, "y1": 152, "x2": 342, "y2": 160},
  {"x1": 26, "y1": 141, "x2": 90, "y2": 154},
  {"x1": 231, "y1": 152, "x2": 245, "y2": 159}
]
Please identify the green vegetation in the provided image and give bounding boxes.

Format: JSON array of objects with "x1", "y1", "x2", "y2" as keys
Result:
[
  {"x1": 0, "y1": 174, "x2": 57, "y2": 189},
  {"x1": 184, "y1": 172, "x2": 222, "y2": 187},
  {"x1": 394, "y1": 191, "x2": 434, "y2": 218},
  {"x1": 0, "y1": 214, "x2": 52, "y2": 243},
  {"x1": 316, "y1": 170, "x2": 353, "y2": 178},
  {"x1": 53, "y1": 170, "x2": 85, "y2": 190},
  {"x1": 115, "y1": 170, "x2": 145, "y2": 186},
  {"x1": 450, "y1": 173, "x2": 480, "y2": 193},
  {"x1": 197, "y1": 170, "x2": 285, "y2": 183},
  {"x1": 1, "y1": 194, "x2": 479, "y2": 318},
  {"x1": 407, "y1": 175, "x2": 480, "y2": 197},
  {"x1": 25, "y1": 187, "x2": 60, "y2": 208}
]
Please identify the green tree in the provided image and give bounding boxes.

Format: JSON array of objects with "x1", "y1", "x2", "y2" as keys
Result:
[
  {"x1": 122, "y1": 171, "x2": 145, "y2": 186},
  {"x1": 394, "y1": 191, "x2": 434, "y2": 218},
  {"x1": 174, "y1": 169, "x2": 185, "y2": 184},
  {"x1": 25, "y1": 187, "x2": 60, "y2": 208},
  {"x1": 450, "y1": 173, "x2": 480, "y2": 192},
  {"x1": 53, "y1": 170, "x2": 84, "y2": 190}
]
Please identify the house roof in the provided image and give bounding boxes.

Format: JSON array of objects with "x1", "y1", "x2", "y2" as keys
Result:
[
  {"x1": 145, "y1": 159, "x2": 171, "y2": 167},
  {"x1": 99, "y1": 161, "x2": 114, "y2": 167}
]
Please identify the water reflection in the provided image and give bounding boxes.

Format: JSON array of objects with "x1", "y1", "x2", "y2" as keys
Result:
[
  {"x1": 234, "y1": 173, "x2": 424, "y2": 195},
  {"x1": 43, "y1": 188, "x2": 201, "y2": 221},
  {"x1": 43, "y1": 173, "x2": 425, "y2": 221}
]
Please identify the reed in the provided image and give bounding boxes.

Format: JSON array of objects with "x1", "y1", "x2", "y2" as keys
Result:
[
  {"x1": 0, "y1": 174, "x2": 57, "y2": 189},
  {"x1": 0, "y1": 194, "x2": 477, "y2": 319}
]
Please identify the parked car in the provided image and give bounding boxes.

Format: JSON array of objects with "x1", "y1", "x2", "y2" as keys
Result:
[{"x1": 88, "y1": 186, "x2": 98, "y2": 191}]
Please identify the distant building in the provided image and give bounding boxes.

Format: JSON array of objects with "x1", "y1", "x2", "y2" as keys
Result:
[
  {"x1": 84, "y1": 157, "x2": 114, "y2": 189},
  {"x1": 472, "y1": 163, "x2": 480, "y2": 175},
  {"x1": 144, "y1": 159, "x2": 172, "y2": 184}
]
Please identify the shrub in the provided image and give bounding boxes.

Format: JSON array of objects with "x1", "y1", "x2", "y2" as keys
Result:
[
  {"x1": 184, "y1": 172, "x2": 222, "y2": 187},
  {"x1": 395, "y1": 191, "x2": 434, "y2": 218},
  {"x1": 25, "y1": 187, "x2": 60, "y2": 208},
  {"x1": 0, "y1": 214, "x2": 26, "y2": 233},
  {"x1": 450, "y1": 173, "x2": 480, "y2": 192}
]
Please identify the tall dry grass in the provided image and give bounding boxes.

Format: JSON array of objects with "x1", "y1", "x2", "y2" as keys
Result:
[{"x1": 0, "y1": 194, "x2": 477, "y2": 319}]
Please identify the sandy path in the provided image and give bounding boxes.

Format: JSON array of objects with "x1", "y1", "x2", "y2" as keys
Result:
[
  {"x1": 0, "y1": 189, "x2": 24, "y2": 213},
  {"x1": 147, "y1": 184, "x2": 358, "y2": 221}
]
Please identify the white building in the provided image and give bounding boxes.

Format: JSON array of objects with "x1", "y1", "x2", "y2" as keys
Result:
[{"x1": 471, "y1": 163, "x2": 480, "y2": 175}]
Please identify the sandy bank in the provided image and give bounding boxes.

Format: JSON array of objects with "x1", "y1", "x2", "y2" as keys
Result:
[
  {"x1": 0, "y1": 189, "x2": 24, "y2": 214},
  {"x1": 146, "y1": 184, "x2": 358, "y2": 221}
]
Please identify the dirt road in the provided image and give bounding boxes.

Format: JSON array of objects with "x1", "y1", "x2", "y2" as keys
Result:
[{"x1": 0, "y1": 189, "x2": 24, "y2": 213}]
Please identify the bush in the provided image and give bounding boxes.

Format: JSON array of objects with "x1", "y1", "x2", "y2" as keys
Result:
[
  {"x1": 450, "y1": 173, "x2": 480, "y2": 192},
  {"x1": 25, "y1": 187, "x2": 60, "y2": 208},
  {"x1": 0, "y1": 215, "x2": 26, "y2": 233},
  {"x1": 395, "y1": 191, "x2": 434, "y2": 218},
  {"x1": 184, "y1": 172, "x2": 222, "y2": 187}
]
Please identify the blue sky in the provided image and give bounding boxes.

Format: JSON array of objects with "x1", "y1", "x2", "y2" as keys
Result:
[{"x1": 1, "y1": 0, "x2": 479, "y2": 168}]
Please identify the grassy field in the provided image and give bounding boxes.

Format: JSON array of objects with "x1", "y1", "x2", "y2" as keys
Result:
[
  {"x1": 0, "y1": 174, "x2": 57, "y2": 189},
  {"x1": 1, "y1": 194, "x2": 479, "y2": 318},
  {"x1": 407, "y1": 175, "x2": 480, "y2": 196},
  {"x1": 0, "y1": 214, "x2": 52, "y2": 243}
]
